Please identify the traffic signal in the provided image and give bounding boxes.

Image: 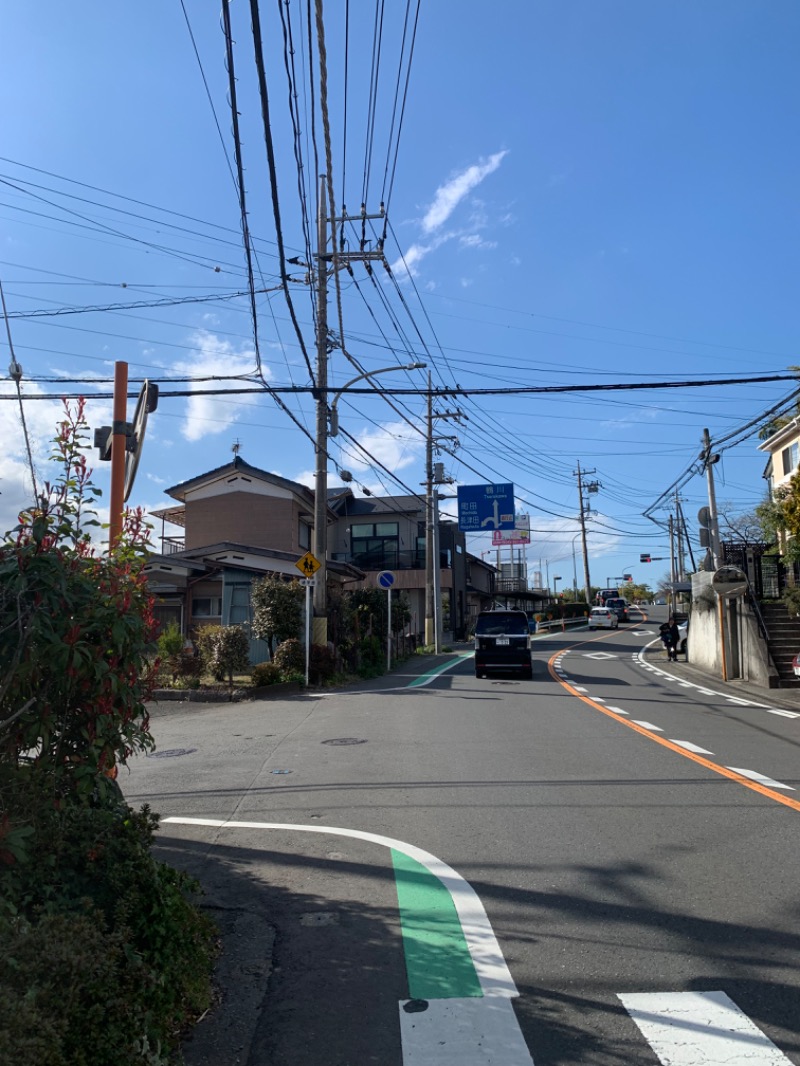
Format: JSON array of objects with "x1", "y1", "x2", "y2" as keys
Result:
[
  {"x1": 624, "y1": 574, "x2": 632, "y2": 582},
  {"x1": 640, "y1": 554, "x2": 651, "y2": 563}
]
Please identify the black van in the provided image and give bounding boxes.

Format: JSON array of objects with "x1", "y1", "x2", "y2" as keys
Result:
[{"x1": 474, "y1": 610, "x2": 532, "y2": 679}]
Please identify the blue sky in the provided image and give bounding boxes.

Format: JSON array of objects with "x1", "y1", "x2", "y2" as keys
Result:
[{"x1": 1, "y1": 1, "x2": 798, "y2": 590}]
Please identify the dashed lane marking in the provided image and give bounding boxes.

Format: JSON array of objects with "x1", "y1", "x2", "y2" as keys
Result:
[
  {"x1": 670, "y1": 740, "x2": 714, "y2": 754},
  {"x1": 632, "y1": 721, "x2": 663, "y2": 731},
  {"x1": 726, "y1": 768, "x2": 795, "y2": 791},
  {"x1": 547, "y1": 645, "x2": 800, "y2": 814}
]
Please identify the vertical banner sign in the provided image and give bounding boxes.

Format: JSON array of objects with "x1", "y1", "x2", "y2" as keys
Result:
[{"x1": 377, "y1": 571, "x2": 395, "y2": 670}]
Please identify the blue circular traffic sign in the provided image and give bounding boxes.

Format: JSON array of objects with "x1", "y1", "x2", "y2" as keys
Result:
[{"x1": 377, "y1": 570, "x2": 395, "y2": 589}]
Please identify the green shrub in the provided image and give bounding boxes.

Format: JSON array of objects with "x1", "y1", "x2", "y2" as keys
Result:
[
  {"x1": 272, "y1": 637, "x2": 305, "y2": 675},
  {"x1": 0, "y1": 772, "x2": 216, "y2": 1064},
  {"x1": 252, "y1": 661, "x2": 283, "y2": 686},
  {"x1": 309, "y1": 644, "x2": 336, "y2": 684},
  {"x1": 195, "y1": 624, "x2": 225, "y2": 680}
]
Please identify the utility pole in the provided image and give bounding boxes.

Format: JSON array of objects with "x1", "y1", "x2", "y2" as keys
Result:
[
  {"x1": 701, "y1": 428, "x2": 722, "y2": 570},
  {"x1": 425, "y1": 372, "x2": 434, "y2": 647},
  {"x1": 424, "y1": 378, "x2": 461, "y2": 650},
  {"x1": 669, "y1": 513, "x2": 677, "y2": 616},
  {"x1": 313, "y1": 176, "x2": 329, "y2": 645},
  {"x1": 574, "y1": 461, "x2": 596, "y2": 605},
  {"x1": 313, "y1": 190, "x2": 385, "y2": 645}
]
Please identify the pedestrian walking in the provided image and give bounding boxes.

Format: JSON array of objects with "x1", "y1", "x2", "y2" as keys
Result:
[{"x1": 659, "y1": 618, "x2": 680, "y2": 662}]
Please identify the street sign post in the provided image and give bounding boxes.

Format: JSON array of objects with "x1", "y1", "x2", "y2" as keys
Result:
[
  {"x1": 295, "y1": 553, "x2": 321, "y2": 685},
  {"x1": 457, "y1": 483, "x2": 516, "y2": 533},
  {"x1": 377, "y1": 571, "x2": 395, "y2": 670},
  {"x1": 295, "y1": 551, "x2": 321, "y2": 578}
]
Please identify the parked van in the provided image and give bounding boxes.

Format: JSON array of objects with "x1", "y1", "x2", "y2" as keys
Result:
[{"x1": 474, "y1": 610, "x2": 532, "y2": 679}]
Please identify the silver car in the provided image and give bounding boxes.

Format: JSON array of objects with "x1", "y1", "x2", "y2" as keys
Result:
[{"x1": 588, "y1": 607, "x2": 618, "y2": 630}]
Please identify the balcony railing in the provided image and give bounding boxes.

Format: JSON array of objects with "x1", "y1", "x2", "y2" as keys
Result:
[
  {"x1": 331, "y1": 549, "x2": 451, "y2": 571},
  {"x1": 160, "y1": 536, "x2": 185, "y2": 555}
]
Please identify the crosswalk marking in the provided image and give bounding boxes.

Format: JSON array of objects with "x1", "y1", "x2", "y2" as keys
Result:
[{"x1": 619, "y1": 990, "x2": 793, "y2": 1064}]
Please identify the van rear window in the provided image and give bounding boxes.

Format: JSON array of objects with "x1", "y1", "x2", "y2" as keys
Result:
[{"x1": 475, "y1": 613, "x2": 528, "y2": 636}]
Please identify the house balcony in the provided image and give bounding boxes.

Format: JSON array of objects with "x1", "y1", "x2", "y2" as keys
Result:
[
  {"x1": 331, "y1": 549, "x2": 451, "y2": 572},
  {"x1": 160, "y1": 536, "x2": 186, "y2": 556}
]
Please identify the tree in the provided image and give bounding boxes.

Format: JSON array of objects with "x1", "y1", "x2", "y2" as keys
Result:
[
  {"x1": 0, "y1": 400, "x2": 157, "y2": 800},
  {"x1": 717, "y1": 501, "x2": 768, "y2": 547},
  {"x1": 251, "y1": 575, "x2": 303, "y2": 656},
  {"x1": 208, "y1": 625, "x2": 250, "y2": 692}
]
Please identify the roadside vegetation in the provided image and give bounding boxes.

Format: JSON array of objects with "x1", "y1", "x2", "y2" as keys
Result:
[{"x1": 0, "y1": 404, "x2": 216, "y2": 1066}]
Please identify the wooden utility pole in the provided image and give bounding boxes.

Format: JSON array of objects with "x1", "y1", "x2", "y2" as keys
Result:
[
  {"x1": 312, "y1": 176, "x2": 329, "y2": 645},
  {"x1": 109, "y1": 361, "x2": 128, "y2": 550}
]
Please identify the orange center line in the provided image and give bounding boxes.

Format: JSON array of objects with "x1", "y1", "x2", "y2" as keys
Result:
[{"x1": 547, "y1": 639, "x2": 800, "y2": 814}]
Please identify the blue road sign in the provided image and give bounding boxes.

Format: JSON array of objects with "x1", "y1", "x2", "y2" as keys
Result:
[
  {"x1": 377, "y1": 570, "x2": 395, "y2": 589},
  {"x1": 457, "y1": 483, "x2": 516, "y2": 532}
]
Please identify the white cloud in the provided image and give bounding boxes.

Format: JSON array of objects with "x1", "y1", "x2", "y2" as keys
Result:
[
  {"x1": 459, "y1": 234, "x2": 497, "y2": 251},
  {"x1": 338, "y1": 420, "x2": 424, "y2": 478},
  {"x1": 421, "y1": 151, "x2": 508, "y2": 234},
  {"x1": 171, "y1": 331, "x2": 264, "y2": 442},
  {"x1": 0, "y1": 385, "x2": 113, "y2": 537}
]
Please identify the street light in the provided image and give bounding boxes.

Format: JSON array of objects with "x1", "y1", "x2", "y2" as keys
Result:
[{"x1": 329, "y1": 362, "x2": 427, "y2": 436}]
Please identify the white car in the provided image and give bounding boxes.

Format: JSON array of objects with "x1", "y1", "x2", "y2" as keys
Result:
[{"x1": 588, "y1": 607, "x2": 618, "y2": 630}]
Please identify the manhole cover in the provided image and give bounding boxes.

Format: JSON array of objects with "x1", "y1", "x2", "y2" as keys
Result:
[
  {"x1": 299, "y1": 912, "x2": 339, "y2": 927},
  {"x1": 146, "y1": 747, "x2": 197, "y2": 759},
  {"x1": 321, "y1": 738, "x2": 367, "y2": 746}
]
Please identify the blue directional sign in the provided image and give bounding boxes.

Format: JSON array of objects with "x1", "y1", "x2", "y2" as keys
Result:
[{"x1": 457, "y1": 483, "x2": 516, "y2": 533}]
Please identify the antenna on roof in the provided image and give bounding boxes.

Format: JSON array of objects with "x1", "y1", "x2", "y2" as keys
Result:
[{"x1": 231, "y1": 438, "x2": 241, "y2": 458}]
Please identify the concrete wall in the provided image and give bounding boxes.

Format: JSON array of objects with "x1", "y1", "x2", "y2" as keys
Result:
[{"x1": 688, "y1": 572, "x2": 777, "y2": 688}]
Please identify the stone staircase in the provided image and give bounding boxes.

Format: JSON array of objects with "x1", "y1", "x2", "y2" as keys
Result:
[{"x1": 760, "y1": 603, "x2": 800, "y2": 688}]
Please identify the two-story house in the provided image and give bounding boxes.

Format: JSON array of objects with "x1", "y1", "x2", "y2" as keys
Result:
[
  {"x1": 758, "y1": 416, "x2": 800, "y2": 555},
  {"x1": 143, "y1": 457, "x2": 473, "y2": 652},
  {"x1": 144, "y1": 457, "x2": 363, "y2": 657},
  {"x1": 327, "y1": 492, "x2": 470, "y2": 642}
]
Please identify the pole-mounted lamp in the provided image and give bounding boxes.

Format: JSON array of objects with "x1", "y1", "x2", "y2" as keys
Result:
[{"x1": 329, "y1": 362, "x2": 426, "y2": 436}]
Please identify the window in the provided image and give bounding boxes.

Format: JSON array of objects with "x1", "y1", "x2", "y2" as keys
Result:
[
  {"x1": 350, "y1": 521, "x2": 399, "y2": 569},
  {"x1": 299, "y1": 522, "x2": 311, "y2": 550},
  {"x1": 192, "y1": 596, "x2": 222, "y2": 617},
  {"x1": 782, "y1": 442, "x2": 799, "y2": 475}
]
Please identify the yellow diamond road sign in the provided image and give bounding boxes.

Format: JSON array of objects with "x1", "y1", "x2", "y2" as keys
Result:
[{"x1": 295, "y1": 551, "x2": 321, "y2": 577}]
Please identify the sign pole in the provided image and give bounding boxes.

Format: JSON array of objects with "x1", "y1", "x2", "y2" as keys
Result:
[
  {"x1": 387, "y1": 586, "x2": 392, "y2": 671},
  {"x1": 305, "y1": 579, "x2": 312, "y2": 686},
  {"x1": 109, "y1": 360, "x2": 128, "y2": 550}
]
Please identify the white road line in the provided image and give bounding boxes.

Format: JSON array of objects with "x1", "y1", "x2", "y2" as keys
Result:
[
  {"x1": 619, "y1": 990, "x2": 793, "y2": 1064},
  {"x1": 605, "y1": 706, "x2": 629, "y2": 715},
  {"x1": 399, "y1": 997, "x2": 533, "y2": 1066},
  {"x1": 633, "y1": 721, "x2": 663, "y2": 731},
  {"x1": 670, "y1": 740, "x2": 714, "y2": 754},
  {"x1": 573, "y1": 686, "x2": 588, "y2": 692},
  {"x1": 766, "y1": 708, "x2": 800, "y2": 719},
  {"x1": 592, "y1": 697, "x2": 607, "y2": 703},
  {"x1": 727, "y1": 768, "x2": 795, "y2": 791},
  {"x1": 725, "y1": 698, "x2": 753, "y2": 706}
]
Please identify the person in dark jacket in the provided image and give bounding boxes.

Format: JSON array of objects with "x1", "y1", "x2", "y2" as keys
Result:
[{"x1": 659, "y1": 618, "x2": 680, "y2": 662}]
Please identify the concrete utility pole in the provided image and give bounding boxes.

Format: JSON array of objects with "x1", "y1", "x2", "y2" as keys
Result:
[
  {"x1": 574, "y1": 461, "x2": 594, "y2": 605},
  {"x1": 312, "y1": 176, "x2": 329, "y2": 645},
  {"x1": 669, "y1": 513, "x2": 677, "y2": 616},
  {"x1": 312, "y1": 187, "x2": 386, "y2": 644},
  {"x1": 425, "y1": 373, "x2": 434, "y2": 646},
  {"x1": 701, "y1": 428, "x2": 723, "y2": 570},
  {"x1": 424, "y1": 378, "x2": 461, "y2": 649}
]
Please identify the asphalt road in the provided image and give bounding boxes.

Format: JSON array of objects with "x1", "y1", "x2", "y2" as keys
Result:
[{"x1": 125, "y1": 611, "x2": 800, "y2": 1065}]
